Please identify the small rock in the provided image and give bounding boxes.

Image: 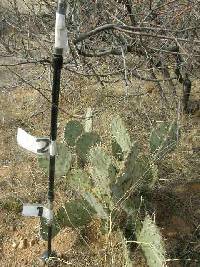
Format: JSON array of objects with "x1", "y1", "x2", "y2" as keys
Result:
[
  {"x1": 29, "y1": 238, "x2": 38, "y2": 247},
  {"x1": 18, "y1": 238, "x2": 28, "y2": 249},
  {"x1": 12, "y1": 241, "x2": 19, "y2": 249},
  {"x1": 10, "y1": 225, "x2": 17, "y2": 232}
]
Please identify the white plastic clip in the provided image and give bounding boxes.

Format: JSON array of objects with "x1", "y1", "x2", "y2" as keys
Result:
[
  {"x1": 22, "y1": 204, "x2": 53, "y2": 222},
  {"x1": 17, "y1": 128, "x2": 50, "y2": 156},
  {"x1": 50, "y1": 141, "x2": 57, "y2": 156}
]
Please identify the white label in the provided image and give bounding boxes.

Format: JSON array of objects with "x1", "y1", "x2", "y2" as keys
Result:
[
  {"x1": 55, "y1": 13, "x2": 65, "y2": 29},
  {"x1": 17, "y1": 128, "x2": 50, "y2": 155},
  {"x1": 22, "y1": 204, "x2": 53, "y2": 221},
  {"x1": 55, "y1": 12, "x2": 68, "y2": 49},
  {"x1": 50, "y1": 141, "x2": 57, "y2": 156}
]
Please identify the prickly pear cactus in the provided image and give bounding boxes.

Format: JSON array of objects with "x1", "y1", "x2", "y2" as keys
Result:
[
  {"x1": 111, "y1": 115, "x2": 132, "y2": 158},
  {"x1": 89, "y1": 146, "x2": 116, "y2": 197},
  {"x1": 56, "y1": 199, "x2": 95, "y2": 227},
  {"x1": 40, "y1": 217, "x2": 60, "y2": 241},
  {"x1": 76, "y1": 132, "x2": 101, "y2": 166},
  {"x1": 39, "y1": 115, "x2": 171, "y2": 259},
  {"x1": 64, "y1": 120, "x2": 83, "y2": 147},
  {"x1": 67, "y1": 169, "x2": 92, "y2": 191},
  {"x1": 111, "y1": 143, "x2": 139, "y2": 200},
  {"x1": 83, "y1": 192, "x2": 108, "y2": 220},
  {"x1": 66, "y1": 170, "x2": 109, "y2": 220},
  {"x1": 118, "y1": 230, "x2": 134, "y2": 267},
  {"x1": 125, "y1": 156, "x2": 157, "y2": 192},
  {"x1": 38, "y1": 143, "x2": 72, "y2": 177},
  {"x1": 112, "y1": 147, "x2": 158, "y2": 203},
  {"x1": 112, "y1": 139, "x2": 123, "y2": 161},
  {"x1": 150, "y1": 121, "x2": 179, "y2": 159},
  {"x1": 66, "y1": 169, "x2": 109, "y2": 220},
  {"x1": 136, "y1": 215, "x2": 166, "y2": 267},
  {"x1": 40, "y1": 199, "x2": 96, "y2": 240}
]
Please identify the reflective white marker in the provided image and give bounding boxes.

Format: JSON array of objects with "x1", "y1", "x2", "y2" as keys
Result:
[
  {"x1": 22, "y1": 204, "x2": 53, "y2": 221},
  {"x1": 17, "y1": 128, "x2": 50, "y2": 155},
  {"x1": 55, "y1": 12, "x2": 68, "y2": 50}
]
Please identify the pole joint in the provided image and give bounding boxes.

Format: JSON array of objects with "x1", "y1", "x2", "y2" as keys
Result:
[{"x1": 52, "y1": 54, "x2": 63, "y2": 70}]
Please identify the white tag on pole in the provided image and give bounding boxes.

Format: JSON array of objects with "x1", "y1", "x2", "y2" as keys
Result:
[
  {"x1": 22, "y1": 204, "x2": 53, "y2": 221},
  {"x1": 17, "y1": 128, "x2": 50, "y2": 156},
  {"x1": 55, "y1": 12, "x2": 68, "y2": 50}
]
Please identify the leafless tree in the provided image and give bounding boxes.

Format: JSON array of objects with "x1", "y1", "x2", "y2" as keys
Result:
[{"x1": 0, "y1": 0, "x2": 199, "y2": 111}]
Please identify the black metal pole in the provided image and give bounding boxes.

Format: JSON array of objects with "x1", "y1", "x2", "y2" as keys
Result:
[
  {"x1": 47, "y1": 0, "x2": 67, "y2": 258},
  {"x1": 47, "y1": 54, "x2": 63, "y2": 257}
]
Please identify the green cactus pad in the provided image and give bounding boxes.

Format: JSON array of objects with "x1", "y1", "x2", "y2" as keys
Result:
[
  {"x1": 111, "y1": 115, "x2": 132, "y2": 157},
  {"x1": 64, "y1": 120, "x2": 83, "y2": 147},
  {"x1": 111, "y1": 143, "x2": 139, "y2": 200},
  {"x1": 76, "y1": 132, "x2": 101, "y2": 166},
  {"x1": 136, "y1": 215, "x2": 166, "y2": 267},
  {"x1": 112, "y1": 139, "x2": 123, "y2": 161},
  {"x1": 114, "y1": 155, "x2": 156, "y2": 199},
  {"x1": 40, "y1": 217, "x2": 60, "y2": 241},
  {"x1": 38, "y1": 143, "x2": 72, "y2": 177},
  {"x1": 89, "y1": 146, "x2": 116, "y2": 196},
  {"x1": 83, "y1": 192, "x2": 108, "y2": 219},
  {"x1": 118, "y1": 230, "x2": 134, "y2": 267},
  {"x1": 56, "y1": 199, "x2": 95, "y2": 228},
  {"x1": 150, "y1": 121, "x2": 179, "y2": 159},
  {"x1": 40, "y1": 199, "x2": 95, "y2": 240},
  {"x1": 126, "y1": 156, "x2": 156, "y2": 191},
  {"x1": 66, "y1": 169, "x2": 93, "y2": 191}
]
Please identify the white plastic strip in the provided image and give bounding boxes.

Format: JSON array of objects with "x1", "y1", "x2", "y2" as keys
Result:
[
  {"x1": 22, "y1": 204, "x2": 53, "y2": 221},
  {"x1": 43, "y1": 207, "x2": 54, "y2": 222},
  {"x1": 55, "y1": 12, "x2": 68, "y2": 49},
  {"x1": 17, "y1": 128, "x2": 50, "y2": 155},
  {"x1": 50, "y1": 141, "x2": 57, "y2": 156}
]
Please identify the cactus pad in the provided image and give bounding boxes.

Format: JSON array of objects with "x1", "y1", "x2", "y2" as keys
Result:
[
  {"x1": 112, "y1": 139, "x2": 123, "y2": 161},
  {"x1": 111, "y1": 115, "x2": 132, "y2": 158},
  {"x1": 76, "y1": 132, "x2": 101, "y2": 166},
  {"x1": 56, "y1": 199, "x2": 95, "y2": 227},
  {"x1": 150, "y1": 121, "x2": 179, "y2": 159},
  {"x1": 83, "y1": 192, "x2": 108, "y2": 219},
  {"x1": 38, "y1": 143, "x2": 72, "y2": 177},
  {"x1": 40, "y1": 217, "x2": 60, "y2": 241},
  {"x1": 136, "y1": 215, "x2": 166, "y2": 267},
  {"x1": 114, "y1": 155, "x2": 156, "y2": 199},
  {"x1": 64, "y1": 120, "x2": 83, "y2": 147},
  {"x1": 40, "y1": 199, "x2": 95, "y2": 240},
  {"x1": 89, "y1": 146, "x2": 115, "y2": 196},
  {"x1": 67, "y1": 169, "x2": 92, "y2": 191}
]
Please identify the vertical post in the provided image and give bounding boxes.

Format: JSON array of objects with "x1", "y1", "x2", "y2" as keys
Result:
[{"x1": 47, "y1": 0, "x2": 67, "y2": 259}]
